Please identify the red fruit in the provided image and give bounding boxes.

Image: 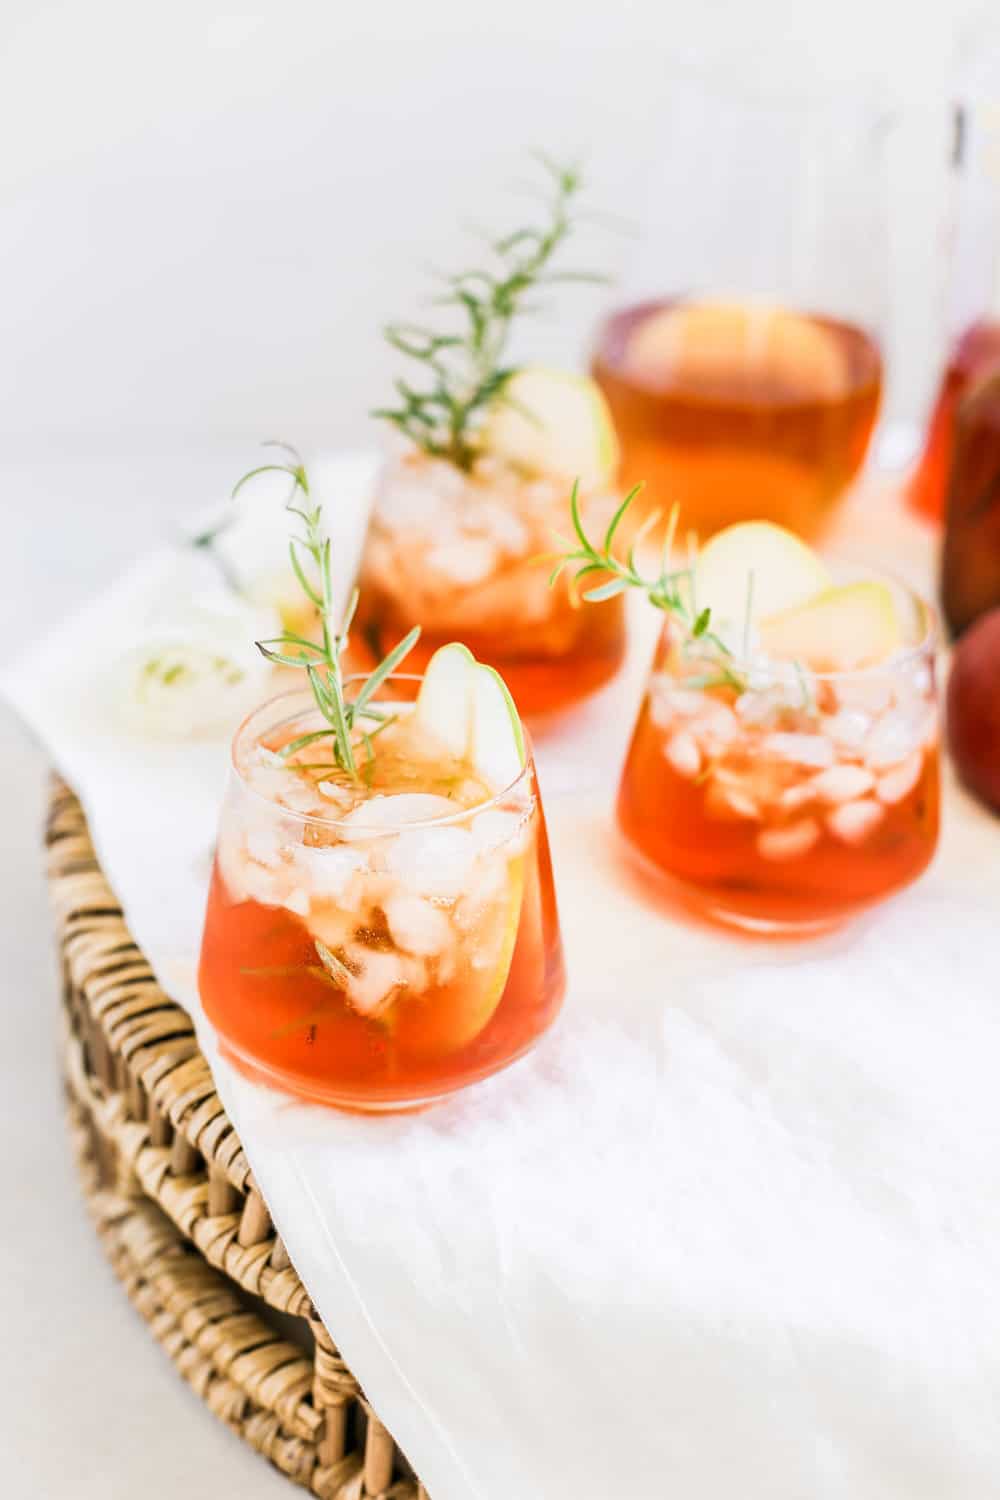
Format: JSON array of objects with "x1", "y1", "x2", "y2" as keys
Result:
[{"x1": 947, "y1": 608, "x2": 1000, "y2": 812}]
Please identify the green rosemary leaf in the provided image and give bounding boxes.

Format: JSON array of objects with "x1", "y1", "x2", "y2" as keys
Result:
[
  {"x1": 603, "y1": 484, "x2": 643, "y2": 554},
  {"x1": 314, "y1": 940, "x2": 354, "y2": 987},
  {"x1": 624, "y1": 507, "x2": 662, "y2": 578},
  {"x1": 234, "y1": 445, "x2": 421, "y2": 779},
  {"x1": 568, "y1": 480, "x2": 590, "y2": 551},
  {"x1": 339, "y1": 587, "x2": 360, "y2": 641},
  {"x1": 351, "y1": 627, "x2": 421, "y2": 716},
  {"x1": 373, "y1": 153, "x2": 602, "y2": 470},
  {"x1": 582, "y1": 577, "x2": 629, "y2": 603},
  {"x1": 258, "y1": 632, "x2": 325, "y2": 656},
  {"x1": 231, "y1": 463, "x2": 294, "y2": 501},
  {"x1": 536, "y1": 270, "x2": 614, "y2": 286},
  {"x1": 572, "y1": 560, "x2": 611, "y2": 583},
  {"x1": 276, "y1": 728, "x2": 339, "y2": 759},
  {"x1": 288, "y1": 538, "x2": 322, "y2": 608},
  {"x1": 311, "y1": 662, "x2": 355, "y2": 776},
  {"x1": 257, "y1": 644, "x2": 322, "y2": 670},
  {"x1": 544, "y1": 480, "x2": 749, "y2": 693}
]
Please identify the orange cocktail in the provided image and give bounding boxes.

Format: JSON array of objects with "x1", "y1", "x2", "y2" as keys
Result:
[
  {"x1": 199, "y1": 682, "x2": 564, "y2": 1109},
  {"x1": 618, "y1": 574, "x2": 940, "y2": 933},
  {"x1": 355, "y1": 451, "x2": 625, "y2": 716}
]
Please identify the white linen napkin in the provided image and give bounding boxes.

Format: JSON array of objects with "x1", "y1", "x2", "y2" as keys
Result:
[{"x1": 5, "y1": 454, "x2": 1000, "y2": 1500}]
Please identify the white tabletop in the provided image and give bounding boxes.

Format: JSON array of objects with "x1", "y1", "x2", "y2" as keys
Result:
[{"x1": 3, "y1": 442, "x2": 981, "y2": 1499}]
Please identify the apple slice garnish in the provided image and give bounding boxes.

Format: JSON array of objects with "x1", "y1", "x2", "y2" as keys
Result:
[
  {"x1": 758, "y1": 582, "x2": 902, "y2": 671},
  {"x1": 414, "y1": 642, "x2": 526, "y2": 791},
  {"x1": 405, "y1": 642, "x2": 527, "y2": 1049},
  {"x1": 692, "y1": 520, "x2": 832, "y2": 648},
  {"x1": 481, "y1": 365, "x2": 619, "y2": 487}
]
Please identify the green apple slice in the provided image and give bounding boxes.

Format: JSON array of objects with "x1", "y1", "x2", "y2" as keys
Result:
[
  {"x1": 758, "y1": 582, "x2": 902, "y2": 671},
  {"x1": 415, "y1": 643, "x2": 526, "y2": 790},
  {"x1": 692, "y1": 521, "x2": 831, "y2": 646},
  {"x1": 481, "y1": 366, "x2": 619, "y2": 486}
]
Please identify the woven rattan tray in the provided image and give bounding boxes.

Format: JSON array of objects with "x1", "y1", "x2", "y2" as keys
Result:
[{"x1": 48, "y1": 780, "x2": 425, "y2": 1499}]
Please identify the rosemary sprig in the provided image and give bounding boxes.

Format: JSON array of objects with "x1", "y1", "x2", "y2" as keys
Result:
[
  {"x1": 234, "y1": 443, "x2": 420, "y2": 779},
  {"x1": 372, "y1": 152, "x2": 607, "y2": 471},
  {"x1": 547, "y1": 482, "x2": 746, "y2": 692}
]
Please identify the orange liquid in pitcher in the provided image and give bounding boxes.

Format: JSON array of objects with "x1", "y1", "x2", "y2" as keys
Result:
[{"x1": 592, "y1": 299, "x2": 882, "y2": 542}]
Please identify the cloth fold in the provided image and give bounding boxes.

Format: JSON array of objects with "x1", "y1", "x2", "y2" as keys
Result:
[{"x1": 5, "y1": 456, "x2": 999, "y2": 1500}]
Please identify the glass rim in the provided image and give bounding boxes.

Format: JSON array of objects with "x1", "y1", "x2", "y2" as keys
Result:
[
  {"x1": 670, "y1": 563, "x2": 937, "y2": 684},
  {"x1": 230, "y1": 679, "x2": 534, "y2": 832}
]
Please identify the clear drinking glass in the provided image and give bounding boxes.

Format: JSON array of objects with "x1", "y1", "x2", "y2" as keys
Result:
[
  {"x1": 353, "y1": 452, "x2": 627, "y2": 718},
  {"x1": 198, "y1": 681, "x2": 565, "y2": 1109},
  {"x1": 591, "y1": 75, "x2": 889, "y2": 542},
  {"x1": 616, "y1": 568, "x2": 940, "y2": 933}
]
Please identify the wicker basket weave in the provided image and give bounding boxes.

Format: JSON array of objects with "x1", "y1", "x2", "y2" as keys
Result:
[{"x1": 48, "y1": 779, "x2": 426, "y2": 1499}]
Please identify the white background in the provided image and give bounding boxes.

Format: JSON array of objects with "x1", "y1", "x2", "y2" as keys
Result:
[
  {"x1": 0, "y1": 0, "x2": 996, "y2": 466},
  {"x1": 0, "y1": 3, "x2": 995, "y2": 1496}
]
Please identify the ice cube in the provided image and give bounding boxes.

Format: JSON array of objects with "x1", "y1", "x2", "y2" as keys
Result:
[
  {"x1": 471, "y1": 501, "x2": 530, "y2": 554},
  {"x1": 865, "y1": 709, "x2": 932, "y2": 769},
  {"x1": 823, "y1": 709, "x2": 872, "y2": 752},
  {"x1": 735, "y1": 688, "x2": 785, "y2": 726},
  {"x1": 375, "y1": 461, "x2": 457, "y2": 529},
  {"x1": 745, "y1": 659, "x2": 811, "y2": 708},
  {"x1": 826, "y1": 799, "x2": 884, "y2": 844},
  {"x1": 876, "y1": 750, "x2": 924, "y2": 806},
  {"x1": 245, "y1": 825, "x2": 286, "y2": 869},
  {"x1": 470, "y1": 807, "x2": 530, "y2": 858},
  {"x1": 833, "y1": 676, "x2": 894, "y2": 715},
  {"x1": 293, "y1": 843, "x2": 369, "y2": 903},
  {"x1": 453, "y1": 855, "x2": 507, "y2": 930},
  {"x1": 757, "y1": 819, "x2": 820, "y2": 861},
  {"x1": 248, "y1": 764, "x2": 328, "y2": 817},
  {"x1": 809, "y1": 764, "x2": 876, "y2": 804},
  {"x1": 891, "y1": 662, "x2": 934, "y2": 719},
  {"x1": 316, "y1": 780, "x2": 356, "y2": 814},
  {"x1": 386, "y1": 825, "x2": 478, "y2": 899},
  {"x1": 343, "y1": 949, "x2": 407, "y2": 1017},
  {"x1": 215, "y1": 834, "x2": 250, "y2": 904},
  {"x1": 695, "y1": 702, "x2": 740, "y2": 754},
  {"x1": 704, "y1": 778, "x2": 761, "y2": 821},
  {"x1": 664, "y1": 731, "x2": 702, "y2": 778},
  {"x1": 341, "y1": 793, "x2": 457, "y2": 835},
  {"x1": 761, "y1": 732, "x2": 836, "y2": 769},
  {"x1": 780, "y1": 782, "x2": 816, "y2": 812},
  {"x1": 383, "y1": 891, "x2": 453, "y2": 956},
  {"x1": 425, "y1": 539, "x2": 499, "y2": 586},
  {"x1": 218, "y1": 844, "x2": 284, "y2": 907},
  {"x1": 307, "y1": 902, "x2": 356, "y2": 953},
  {"x1": 649, "y1": 681, "x2": 707, "y2": 727},
  {"x1": 282, "y1": 887, "x2": 310, "y2": 918}
]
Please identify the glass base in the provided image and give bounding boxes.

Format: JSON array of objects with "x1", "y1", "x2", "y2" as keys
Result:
[
  {"x1": 698, "y1": 902, "x2": 845, "y2": 937},
  {"x1": 616, "y1": 832, "x2": 857, "y2": 939},
  {"x1": 215, "y1": 1020, "x2": 558, "y2": 1114}
]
